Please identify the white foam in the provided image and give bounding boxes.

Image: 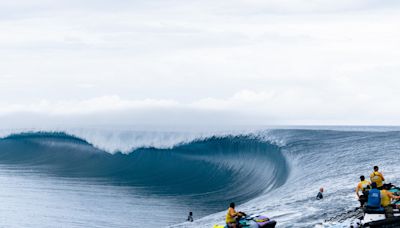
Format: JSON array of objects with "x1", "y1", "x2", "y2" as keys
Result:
[{"x1": 0, "y1": 126, "x2": 271, "y2": 154}]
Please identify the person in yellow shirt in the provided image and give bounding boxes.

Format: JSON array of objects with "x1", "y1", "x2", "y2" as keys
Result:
[
  {"x1": 381, "y1": 185, "x2": 400, "y2": 207},
  {"x1": 370, "y1": 166, "x2": 385, "y2": 189},
  {"x1": 356, "y1": 175, "x2": 370, "y2": 207},
  {"x1": 226, "y1": 202, "x2": 244, "y2": 228},
  {"x1": 381, "y1": 184, "x2": 400, "y2": 218}
]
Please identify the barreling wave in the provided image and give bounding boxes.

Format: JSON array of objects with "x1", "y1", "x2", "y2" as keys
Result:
[
  {"x1": 0, "y1": 131, "x2": 289, "y2": 213},
  {"x1": 3, "y1": 128, "x2": 400, "y2": 227}
]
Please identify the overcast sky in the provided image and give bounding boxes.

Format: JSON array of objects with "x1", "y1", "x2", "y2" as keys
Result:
[{"x1": 1, "y1": 0, "x2": 400, "y2": 128}]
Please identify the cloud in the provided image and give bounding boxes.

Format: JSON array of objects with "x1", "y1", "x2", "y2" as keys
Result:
[
  {"x1": 0, "y1": 96, "x2": 179, "y2": 116},
  {"x1": 1, "y1": 88, "x2": 400, "y2": 127},
  {"x1": 1, "y1": 1, "x2": 400, "y2": 126},
  {"x1": 191, "y1": 90, "x2": 275, "y2": 111}
]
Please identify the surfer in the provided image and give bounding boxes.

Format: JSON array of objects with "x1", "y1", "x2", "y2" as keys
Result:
[
  {"x1": 316, "y1": 187, "x2": 324, "y2": 200},
  {"x1": 187, "y1": 212, "x2": 193, "y2": 222},
  {"x1": 226, "y1": 202, "x2": 244, "y2": 228},
  {"x1": 356, "y1": 175, "x2": 370, "y2": 207},
  {"x1": 370, "y1": 166, "x2": 385, "y2": 189}
]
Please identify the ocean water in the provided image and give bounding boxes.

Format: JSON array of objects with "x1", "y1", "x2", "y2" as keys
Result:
[{"x1": 0, "y1": 127, "x2": 399, "y2": 227}]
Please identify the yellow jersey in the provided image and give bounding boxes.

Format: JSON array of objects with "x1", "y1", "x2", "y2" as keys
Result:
[
  {"x1": 370, "y1": 171, "x2": 384, "y2": 188},
  {"x1": 226, "y1": 207, "x2": 236, "y2": 223},
  {"x1": 381, "y1": 190, "x2": 391, "y2": 207},
  {"x1": 357, "y1": 180, "x2": 370, "y2": 192}
]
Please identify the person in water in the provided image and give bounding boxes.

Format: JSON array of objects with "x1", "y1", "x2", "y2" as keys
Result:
[
  {"x1": 226, "y1": 202, "x2": 244, "y2": 228},
  {"x1": 370, "y1": 166, "x2": 385, "y2": 189},
  {"x1": 187, "y1": 212, "x2": 193, "y2": 222},
  {"x1": 356, "y1": 175, "x2": 370, "y2": 207},
  {"x1": 316, "y1": 187, "x2": 324, "y2": 200}
]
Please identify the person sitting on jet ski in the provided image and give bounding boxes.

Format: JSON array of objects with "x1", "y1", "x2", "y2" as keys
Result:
[
  {"x1": 381, "y1": 184, "x2": 400, "y2": 208},
  {"x1": 356, "y1": 175, "x2": 370, "y2": 207},
  {"x1": 370, "y1": 166, "x2": 385, "y2": 190},
  {"x1": 367, "y1": 182, "x2": 381, "y2": 209},
  {"x1": 226, "y1": 202, "x2": 245, "y2": 228}
]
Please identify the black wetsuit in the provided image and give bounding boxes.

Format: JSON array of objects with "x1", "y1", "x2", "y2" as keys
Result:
[{"x1": 316, "y1": 192, "x2": 323, "y2": 200}]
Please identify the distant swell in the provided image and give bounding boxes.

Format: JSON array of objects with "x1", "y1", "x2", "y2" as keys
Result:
[{"x1": 0, "y1": 132, "x2": 289, "y2": 213}]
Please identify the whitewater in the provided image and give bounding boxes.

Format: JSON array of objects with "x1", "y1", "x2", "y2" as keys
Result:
[{"x1": 0, "y1": 126, "x2": 399, "y2": 227}]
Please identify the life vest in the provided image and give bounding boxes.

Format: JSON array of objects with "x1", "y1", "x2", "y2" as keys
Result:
[
  {"x1": 226, "y1": 208, "x2": 236, "y2": 223},
  {"x1": 367, "y1": 188, "x2": 381, "y2": 208},
  {"x1": 358, "y1": 180, "x2": 370, "y2": 192},
  {"x1": 370, "y1": 172, "x2": 383, "y2": 187},
  {"x1": 381, "y1": 190, "x2": 391, "y2": 207}
]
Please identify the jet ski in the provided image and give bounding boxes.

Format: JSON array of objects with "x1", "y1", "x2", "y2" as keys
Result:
[
  {"x1": 213, "y1": 214, "x2": 277, "y2": 228},
  {"x1": 321, "y1": 184, "x2": 400, "y2": 227}
]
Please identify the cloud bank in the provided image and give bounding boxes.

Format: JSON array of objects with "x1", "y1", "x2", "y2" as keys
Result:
[{"x1": 1, "y1": 0, "x2": 400, "y2": 127}]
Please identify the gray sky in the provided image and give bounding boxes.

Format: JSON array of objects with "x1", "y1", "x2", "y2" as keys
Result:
[{"x1": 1, "y1": 0, "x2": 400, "y2": 127}]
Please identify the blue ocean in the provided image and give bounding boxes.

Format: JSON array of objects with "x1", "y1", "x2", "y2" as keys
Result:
[{"x1": 0, "y1": 127, "x2": 399, "y2": 227}]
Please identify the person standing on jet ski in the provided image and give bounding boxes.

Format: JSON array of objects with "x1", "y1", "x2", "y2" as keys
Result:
[
  {"x1": 370, "y1": 166, "x2": 385, "y2": 190},
  {"x1": 356, "y1": 175, "x2": 370, "y2": 207}
]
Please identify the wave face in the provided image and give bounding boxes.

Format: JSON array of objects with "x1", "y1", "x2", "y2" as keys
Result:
[{"x1": 0, "y1": 131, "x2": 288, "y2": 225}]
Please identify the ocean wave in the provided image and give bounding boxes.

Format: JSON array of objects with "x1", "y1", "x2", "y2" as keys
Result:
[{"x1": 0, "y1": 131, "x2": 289, "y2": 214}]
